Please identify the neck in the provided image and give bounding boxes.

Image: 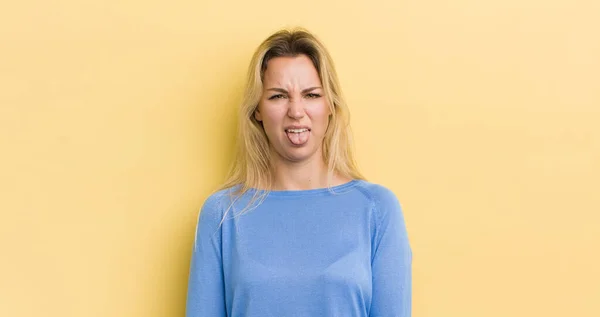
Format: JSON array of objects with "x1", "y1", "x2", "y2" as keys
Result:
[{"x1": 270, "y1": 150, "x2": 333, "y2": 191}]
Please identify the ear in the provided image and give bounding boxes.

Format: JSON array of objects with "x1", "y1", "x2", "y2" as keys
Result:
[{"x1": 254, "y1": 109, "x2": 262, "y2": 122}]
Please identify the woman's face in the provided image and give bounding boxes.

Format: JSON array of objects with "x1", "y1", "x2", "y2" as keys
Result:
[{"x1": 255, "y1": 54, "x2": 331, "y2": 164}]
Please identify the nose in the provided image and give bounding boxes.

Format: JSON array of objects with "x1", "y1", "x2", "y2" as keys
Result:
[{"x1": 287, "y1": 97, "x2": 305, "y2": 119}]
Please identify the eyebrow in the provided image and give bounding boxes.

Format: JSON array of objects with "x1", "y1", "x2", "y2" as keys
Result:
[{"x1": 266, "y1": 87, "x2": 322, "y2": 94}]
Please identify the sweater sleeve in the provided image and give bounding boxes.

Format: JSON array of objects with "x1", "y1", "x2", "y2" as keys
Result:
[
  {"x1": 186, "y1": 194, "x2": 227, "y2": 317},
  {"x1": 369, "y1": 188, "x2": 413, "y2": 317}
]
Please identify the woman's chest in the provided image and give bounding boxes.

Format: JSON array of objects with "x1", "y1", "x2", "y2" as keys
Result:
[{"x1": 220, "y1": 202, "x2": 374, "y2": 304}]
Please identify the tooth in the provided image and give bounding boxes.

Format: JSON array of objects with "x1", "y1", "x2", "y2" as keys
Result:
[{"x1": 287, "y1": 128, "x2": 308, "y2": 133}]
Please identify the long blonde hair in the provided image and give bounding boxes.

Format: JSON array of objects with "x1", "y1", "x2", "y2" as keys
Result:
[{"x1": 218, "y1": 27, "x2": 364, "y2": 211}]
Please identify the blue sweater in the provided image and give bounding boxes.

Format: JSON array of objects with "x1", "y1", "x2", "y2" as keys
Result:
[{"x1": 186, "y1": 180, "x2": 412, "y2": 317}]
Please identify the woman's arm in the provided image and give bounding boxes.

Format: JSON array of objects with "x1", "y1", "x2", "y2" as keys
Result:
[
  {"x1": 370, "y1": 188, "x2": 413, "y2": 317},
  {"x1": 186, "y1": 195, "x2": 227, "y2": 317}
]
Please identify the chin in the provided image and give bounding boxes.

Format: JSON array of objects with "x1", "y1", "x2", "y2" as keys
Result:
[
  {"x1": 279, "y1": 146, "x2": 318, "y2": 163},
  {"x1": 283, "y1": 151, "x2": 314, "y2": 163}
]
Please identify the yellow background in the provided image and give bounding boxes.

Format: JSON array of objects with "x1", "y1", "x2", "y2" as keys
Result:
[{"x1": 1, "y1": 0, "x2": 598, "y2": 316}]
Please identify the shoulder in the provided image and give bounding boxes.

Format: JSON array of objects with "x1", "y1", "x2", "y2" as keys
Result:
[
  {"x1": 193, "y1": 187, "x2": 240, "y2": 248},
  {"x1": 202, "y1": 188, "x2": 232, "y2": 210},
  {"x1": 354, "y1": 180, "x2": 402, "y2": 209},
  {"x1": 353, "y1": 180, "x2": 405, "y2": 227},
  {"x1": 197, "y1": 187, "x2": 237, "y2": 225},
  {"x1": 354, "y1": 181, "x2": 410, "y2": 250}
]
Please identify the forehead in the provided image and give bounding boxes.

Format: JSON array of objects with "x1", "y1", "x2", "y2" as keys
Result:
[{"x1": 262, "y1": 55, "x2": 321, "y2": 86}]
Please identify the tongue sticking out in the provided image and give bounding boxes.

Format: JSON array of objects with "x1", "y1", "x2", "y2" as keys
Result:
[{"x1": 286, "y1": 131, "x2": 309, "y2": 145}]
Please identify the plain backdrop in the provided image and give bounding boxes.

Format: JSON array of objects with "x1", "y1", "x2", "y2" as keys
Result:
[{"x1": 1, "y1": 0, "x2": 599, "y2": 316}]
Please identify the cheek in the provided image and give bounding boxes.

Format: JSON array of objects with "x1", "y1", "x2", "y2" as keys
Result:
[
  {"x1": 260, "y1": 106, "x2": 286, "y2": 130},
  {"x1": 307, "y1": 102, "x2": 331, "y2": 131}
]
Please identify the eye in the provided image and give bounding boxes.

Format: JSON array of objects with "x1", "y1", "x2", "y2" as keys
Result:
[
  {"x1": 305, "y1": 93, "x2": 321, "y2": 99},
  {"x1": 268, "y1": 94, "x2": 286, "y2": 100}
]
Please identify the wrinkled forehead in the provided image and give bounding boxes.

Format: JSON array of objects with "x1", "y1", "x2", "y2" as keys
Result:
[{"x1": 262, "y1": 55, "x2": 322, "y2": 89}]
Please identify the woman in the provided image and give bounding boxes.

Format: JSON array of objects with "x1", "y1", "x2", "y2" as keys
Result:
[{"x1": 186, "y1": 28, "x2": 412, "y2": 317}]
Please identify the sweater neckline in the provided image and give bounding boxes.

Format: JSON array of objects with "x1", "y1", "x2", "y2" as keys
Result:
[{"x1": 249, "y1": 179, "x2": 361, "y2": 198}]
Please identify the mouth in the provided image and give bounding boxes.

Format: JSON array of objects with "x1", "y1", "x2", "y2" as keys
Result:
[
  {"x1": 285, "y1": 128, "x2": 310, "y2": 133},
  {"x1": 285, "y1": 127, "x2": 311, "y2": 146}
]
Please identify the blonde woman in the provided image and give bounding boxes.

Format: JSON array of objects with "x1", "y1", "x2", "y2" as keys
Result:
[{"x1": 186, "y1": 28, "x2": 412, "y2": 317}]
